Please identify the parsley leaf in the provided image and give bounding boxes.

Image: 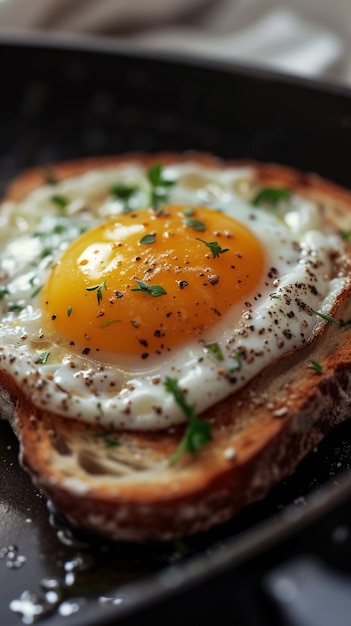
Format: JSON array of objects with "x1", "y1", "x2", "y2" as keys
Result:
[
  {"x1": 308, "y1": 360, "x2": 323, "y2": 374},
  {"x1": 35, "y1": 350, "x2": 51, "y2": 364},
  {"x1": 32, "y1": 223, "x2": 68, "y2": 239},
  {"x1": 165, "y1": 377, "x2": 212, "y2": 464},
  {"x1": 100, "y1": 318, "x2": 121, "y2": 329},
  {"x1": 7, "y1": 303, "x2": 25, "y2": 313},
  {"x1": 184, "y1": 217, "x2": 206, "y2": 232},
  {"x1": 147, "y1": 163, "x2": 175, "y2": 211},
  {"x1": 339, "y1": 229, "x2": 351, "y2": 241},
  {"x1": 196, "y1": 238, "x2": 229, "y2": 258},
  {"x1": 228, "y1": 351, "x2": 243, "y2": 373},
  {"x1": 311, "y1": 309, "x2": 339, "y2": 324},
  {"x1": 0, "y1": 286, "x2": 9, "y2": 300},
  {"x1": 139, "y1": 233, "x2": 156, "y2": 245},
  {"x1": 31, "y1": 285, "x2": 43, "y2": 298},
  {"x1": 110, "y1": 182, "x2": 139, "y2": 213},
  {"x1": 204, "y1": 342, "x2": 224, "y2": 361},
  {"x1": 131, "y1": 280, "x2": 167, "y2": 297},
  {"x1": 93, "y1": 428, "x2": 119, "y2": 448},
  {"x1": 252, "y1": 187, "x2": 291, "y2": 208},
  {"x1": 183, "y1": 207, "x2": 195, "y2": 217},
  {"x1": 86, "y1": 279, "x2": 107, "y2": 305},
  {"x1": 51, "y1": 195, "x2": 69, "y2": 211},
  {"x1": 110, "y1": 182, "x2": 137, "y2": 200}
]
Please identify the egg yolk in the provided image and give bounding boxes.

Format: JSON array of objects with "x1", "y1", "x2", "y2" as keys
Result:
[{"x1": 41, "y1": 205, "x2": 264, "y2": 362}]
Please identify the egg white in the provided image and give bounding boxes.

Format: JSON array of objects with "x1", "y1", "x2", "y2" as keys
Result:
[{"x1": 0, "y1": 162, "x2": 348, "y2": 429}]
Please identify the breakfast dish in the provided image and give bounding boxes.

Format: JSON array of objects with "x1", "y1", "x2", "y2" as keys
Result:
[{"x1": 1, "y1": 152, "x2": 351, "y2": 541}]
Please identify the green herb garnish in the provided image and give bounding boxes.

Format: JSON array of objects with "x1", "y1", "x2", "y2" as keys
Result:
[
  {"x1": 33, "y1": 223, "x2": 67, "y2": 238},
  {"x1": 51, "y1": 195, "x2": 69, "y2": 211},
  {"x1": 100, "y1": 319, "x2": 121, "y2": 329},
  {"x1": 35, "y1": 350, "x2": 50, "y2": 364},
  {"x1": 131, "y1": 280, "x2": 167, "y2": 297},
  {"x1": 311, "y1": 308, "x2": 351, "y2": 329},
  {"x1": 93, "y1": 428, "x2": 119, "y2": 448},
  {"x1": 67, "y1": 305, "x2": 73, "y2": 317},
  {"x1": 110, "y1": 182, "x2": 137, "y2": 200},
  {"x1": 204, "y1": 342, "x2": 224, "y2": 361},
  {"x1": 183, "y1": 207, "x2": 195, "y2": 217},
  {"x1": 31, "y1": 285, "x2": 42, "y2": 298},
  {"x1": 339, "y1": 230, "x2": 351, "y2": 241},
  {"x1": 252, "y1": 187, "x2": 291, "y2": 208},
  {"x1": 165, "y1": 377, "x2": 212, "y2": 464},
  {"x1": 227, "y1": 352, "x2": 243, "y2": 375},
  {"x1": 233, "y1": 352, "x2": 243, "y2": 371},
  {"x1": 86, "y1": 279, "x2": 107, "y2": 305},
  {"x1": 110, "y1": 182, "x2": 139, "y2": 213},
  {"x1": 40, "y1": 247, "x2": 53, "y2": 259},
  {"x1": 308, "y1": 360, "x2": 323, "y2": 374},
  {"x1": 196, "y1": 238, "x2": 229, "y2": 258},
  {"x1": 139, "y1": 233, "x2": 156, "y2": 245},
  {"x1": 7, "y1": 303, "x2": 25, "y2": 313},
  {"x1": 147, "y1": 163, "x2": 175, "y2": 211},
  {"x1": 184, "y1": 217, "x2": 206, "y2": 232},
  {"x1": 0, "y1": 286, "x2": 9, "y2": 300},
  {"x1": 311, "y1": 309, "x2": 339, "y2": 324}
]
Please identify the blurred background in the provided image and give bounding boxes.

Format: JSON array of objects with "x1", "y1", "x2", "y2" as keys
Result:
[{"x1": 0, "y1": 0, "x2": 351, "y2": 85}]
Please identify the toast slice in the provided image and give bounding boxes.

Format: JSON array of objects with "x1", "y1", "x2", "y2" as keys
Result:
[{"x1": 2, "y1": 153, "x2": 351, "y2": 542}]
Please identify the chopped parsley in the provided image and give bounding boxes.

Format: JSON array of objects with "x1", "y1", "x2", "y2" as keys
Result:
[
  {"x1": 67, "y1": 305, "x2": 73, "y2": 317},
  {"x1": 51, "y1": 195, "x2": 69, "y2": 211},
  {"x1": 184, "y1": 217, "x2": 206, "y2": 232},
  {"x1": 183, "y1": 207, "x2": 195, "y2": 217},
  {"x1": 139, "y1": 233, "x2": 156, "y2": 245},
  {"x1": 196, "y1": 238, "x2": 229, "y2": 258},
  {"x1": 165, "y1": 377, "x2": 212, "y2": 464},
  {"x1": 311, "y1": 308, "x2": 351, "y2": 328},
  {"x1": 93, "y1": 428, "x2": 119, "y2": 448},
  {"x1": 311, "y1": 309, "x2": 339, "y2": 324},
  {"x1": 35, "y1": 350, "x2": 51, "y2": 364},
  {"x1": 147, "y1": 163, "x2": 175, "y2": 211},
  {"x1": 131, "y1": 280, "x2": 167, "y2": 297},
  {"x1": 231, "y1": 351, "x2": 243, "y2": 371},
  {"x1": 86, "y1": 279, "x2": 107, "y2": 305},
  {"x1": 33, "y1": 223, "x2": 68, "y2": 238},
  {"x1": 100, "y1": 318, "x2": 121, "y2": 329},
  {"x1": 40, "y1": 247, "x2": 53, "y2": 259},
  {"x1": 252, "y1": 187, "x2": 291, "y2": 208},
  {"x1": 111, "y1": 182, "x2": 137, "y2": 200},
  {"x1": 339, "y1": 229, "x2": 351, "y2": 241},
  {"x1": 0, "y1": 286, "x2": 9, "y2": 300},
  {"x1": 31, "y1": 285, "x2": 42, "y2": 298},
  {"x1": 7, "y1": 303, "x2": 25, "y2": 313},
  {"x1": 110, "y1": 182, "x2": 139, "y2": 213},
  {"x1": 308, "y1": 360, "x2": 323, "y2": 374},
  {"x1": 204, "y1": 342, "x2": 224, "y2": 361}
]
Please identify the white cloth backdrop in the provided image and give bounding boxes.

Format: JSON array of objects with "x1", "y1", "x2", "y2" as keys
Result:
[{"x1": 0, "y1": 0, "x2": 350, "y2": 84}]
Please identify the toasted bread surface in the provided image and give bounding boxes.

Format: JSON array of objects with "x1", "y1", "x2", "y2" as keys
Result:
[{"x1": 2, "y1": 153, "x2": 351, "y2": 541}]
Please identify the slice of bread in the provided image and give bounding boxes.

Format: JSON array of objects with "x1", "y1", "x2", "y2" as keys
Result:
[{"x1": 2, "y1": 153, "x2": 351, "y2": 542}]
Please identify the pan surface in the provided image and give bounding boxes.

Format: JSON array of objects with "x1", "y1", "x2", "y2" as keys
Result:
[{"x1": 1, "y1": 34, "x2": 351, "y2": 626}]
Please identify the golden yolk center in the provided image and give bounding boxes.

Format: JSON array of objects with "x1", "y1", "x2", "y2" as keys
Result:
[{"x1": 41, "y1": 206, "x2": 264, "y2": 362}]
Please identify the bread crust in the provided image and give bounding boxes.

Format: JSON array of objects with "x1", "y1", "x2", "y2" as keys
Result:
[{"x1": 2, "y1": 152, "x2": 351, "y2": 541}]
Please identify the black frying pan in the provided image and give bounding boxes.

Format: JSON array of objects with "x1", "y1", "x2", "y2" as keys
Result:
[{"x1": 1, "y1": 34, "x2": 351, "y2": 626}]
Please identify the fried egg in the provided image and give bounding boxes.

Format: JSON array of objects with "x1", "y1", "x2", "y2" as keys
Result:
[{"x1": 0, "y1": 160, "x2": 348, "y2": 429}]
